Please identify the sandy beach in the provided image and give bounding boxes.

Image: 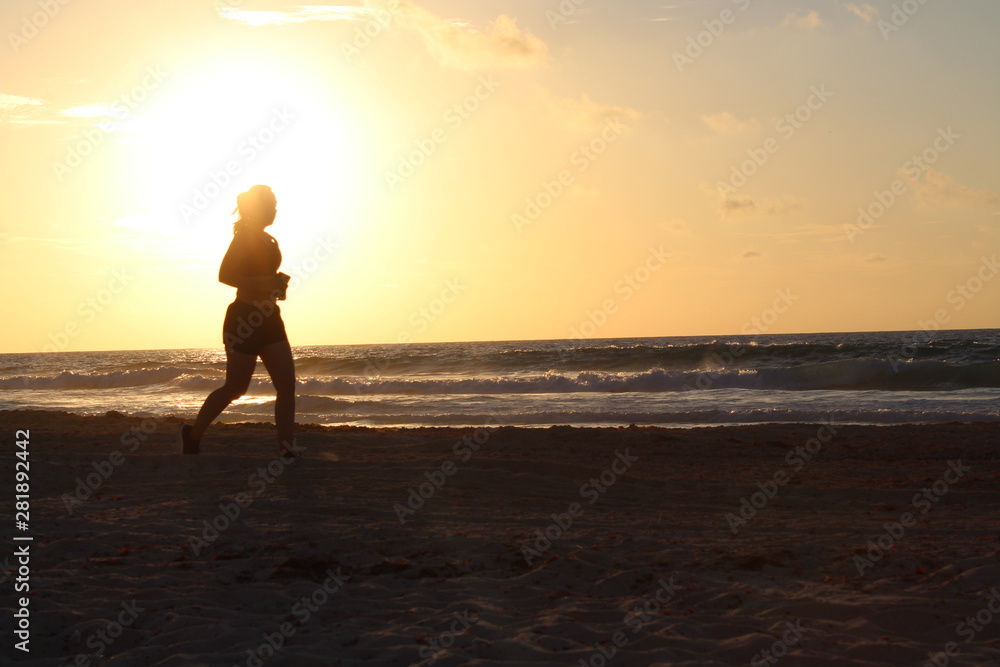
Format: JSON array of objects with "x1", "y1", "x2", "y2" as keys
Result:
[{"x1": 2, "y1": 410, "x2": 999, "y2": 666}]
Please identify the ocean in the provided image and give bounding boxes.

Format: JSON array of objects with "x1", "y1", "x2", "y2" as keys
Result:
[{"x1": 2, "y1": 329, "x2": 999, "y2": 428}]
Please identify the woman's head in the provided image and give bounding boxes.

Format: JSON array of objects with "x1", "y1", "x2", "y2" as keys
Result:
[{"x1": 234, "y1": 184, "x2": 277, "y2": 232}]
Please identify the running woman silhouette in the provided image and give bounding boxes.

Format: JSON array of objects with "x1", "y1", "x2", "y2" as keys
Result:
[{"x1": 180, "y1": 185, "x2": 297, "y2": 457}]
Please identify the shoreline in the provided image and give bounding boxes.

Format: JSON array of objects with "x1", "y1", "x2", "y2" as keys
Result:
[
  {"x1": 2, "y1": 410, "x2": 999, "y2": 665},
  {"x1": 6, "y1": 407, "x2": 1000, "y2": 432}
]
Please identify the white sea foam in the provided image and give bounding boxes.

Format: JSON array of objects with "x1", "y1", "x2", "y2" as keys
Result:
[{"x1": 3, "y1": 330, "x2": 999, "y2": 426}]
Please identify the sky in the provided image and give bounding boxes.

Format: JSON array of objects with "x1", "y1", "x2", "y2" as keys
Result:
[{"x1": 1, "y1": 0, "x2": 998, "y2": 353}]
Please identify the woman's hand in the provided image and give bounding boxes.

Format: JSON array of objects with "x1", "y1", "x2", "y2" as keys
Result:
[{"x1": 274, "y1": 272, "x2": 290, "y2": 300}]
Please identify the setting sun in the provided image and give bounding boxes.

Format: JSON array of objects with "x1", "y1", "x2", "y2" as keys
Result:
[{"x1": 132, "y1": 53, "x2": 367, "y2": 246}]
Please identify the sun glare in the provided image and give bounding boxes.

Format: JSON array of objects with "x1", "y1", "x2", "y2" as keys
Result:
[{"x1": 124, "y1": 54, "x2": 370, "y2": 258}]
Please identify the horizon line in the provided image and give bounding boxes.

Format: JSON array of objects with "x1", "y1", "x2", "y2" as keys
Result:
[{"x1": 4, "y1": 326, "x2": 998, "y2": 356}]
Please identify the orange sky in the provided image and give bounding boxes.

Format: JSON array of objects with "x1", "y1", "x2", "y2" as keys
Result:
[{"x1": 2, "y1": 0, "x2": 998, "y2": 352}]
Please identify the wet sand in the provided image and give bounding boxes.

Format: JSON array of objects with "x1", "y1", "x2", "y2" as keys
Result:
[{"x1": 2, "y1": 410, "x2": 999, "y2": 666}]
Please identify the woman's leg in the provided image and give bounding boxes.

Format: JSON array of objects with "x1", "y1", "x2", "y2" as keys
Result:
[
  {"x1": 191, "y1": 348, "x2": 258, "y2": 440},
  {"x1": 258, "y1": 340, "x2": 296, "y2": 454}
]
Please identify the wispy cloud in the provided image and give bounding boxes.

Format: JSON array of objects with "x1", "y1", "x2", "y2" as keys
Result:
[
  {"x1": 2, "y1": 95, "x2": 136, "y2": 128},
  {"x1": 782, "y1": 10, "x2": 822, "y2": 30},
  {"x1": 718, "y1": 191, "x2": 805, "y2": 219},
  {"x1": 539, "y1": 88, "x2": 639, "y2": 131},
  {"x1": 658, "y1": 218, "x2": 690, "y2": 235},
  {"x1": 218, "y1": 2, "x2": 549, "y2": 70},
  {"x1": 217, "y1": 6, "x2": 374, "y2": 27},
  {"x1": 404, "y1": 5, "x2": 548, "y2": 71},
  {"x1": 701, "y1": 111, "x2": 752, "y2": 134},
  {"x1": 0, "y1": 93, "x2": 45, "y2": 124},
  {"x1": 902, "y1": 168, "x2": 999, "y2": 209},
  {"x1": 652, "y1": 3, "x2": 685, "y2": 22},
  {"x1": 0, "y1": 233, "x2": 135, "y2": 258},
  {"x1": 0, "y1": 93, "x2": 43, "y2": 110},
  {"x1": 60, "y1": 105, "x2": 128, "y2": 119},
  {"x1": 844, "y1": 2, "x2": 878, "y2": 24}
]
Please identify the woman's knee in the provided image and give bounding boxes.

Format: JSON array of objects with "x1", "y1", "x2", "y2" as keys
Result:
[{"x1": 219, "y1": 381, "x2": 250, "y2": 401}]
